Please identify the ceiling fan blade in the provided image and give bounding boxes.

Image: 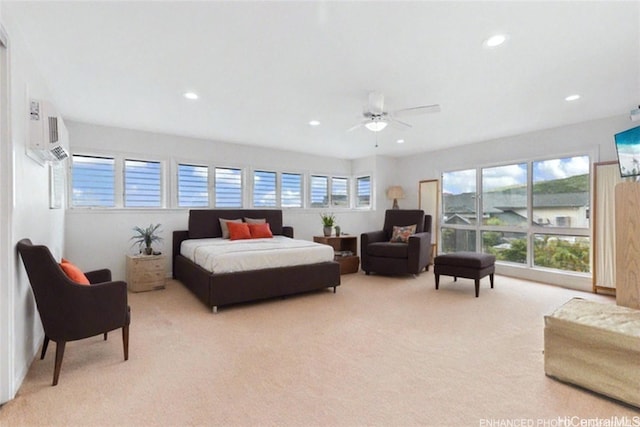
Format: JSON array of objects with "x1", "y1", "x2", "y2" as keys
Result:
[
  {"x1": 392, "y1": 104, "x2": 441, "y2": 117},
  {"x1": 367, "y1": 91, "x2": 385, "y2": 115},
  {"x1": 347, "y1": 122, "x2": 364, "y2": 132},
  {"x1": 388, "y1": 118, "x2": 412, "y2": 129}
]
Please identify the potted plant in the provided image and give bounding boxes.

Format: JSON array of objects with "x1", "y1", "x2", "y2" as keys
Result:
[
  {"x1": 131, "y1": 223, "x2": 163, "y2": 255},
  {"x1": 320, "y1": 213, "x2": 335, "y2": 237}
]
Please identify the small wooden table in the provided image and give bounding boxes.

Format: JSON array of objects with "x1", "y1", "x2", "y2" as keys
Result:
[
  {"x1": 126, "y1": 254, "x2": 166, "y2": 292},
  {"x1": 313, "y1": 235, "x2": 359, "y2": 274}
]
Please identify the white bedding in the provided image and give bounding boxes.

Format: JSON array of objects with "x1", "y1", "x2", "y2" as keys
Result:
[{"x1": 180, "y1": 236, "x2": 335, "y2": 274}]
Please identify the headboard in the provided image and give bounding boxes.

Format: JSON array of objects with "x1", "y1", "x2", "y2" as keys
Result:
[{"x1": 188, "y1": 209, "x2": 285, "y2": 238}]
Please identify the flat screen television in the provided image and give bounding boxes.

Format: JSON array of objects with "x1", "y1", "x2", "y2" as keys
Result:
[{"x1": 614, "y1": 125, "x2": 640, "y2": 177}]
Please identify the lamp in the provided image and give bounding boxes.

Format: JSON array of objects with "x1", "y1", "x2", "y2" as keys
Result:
[
  {"x1": 365, "y1": 118, "x2": 388, "y2": 132},
  {"x1": 386, "y1": 186, "x2": 405, "y2": 209}
]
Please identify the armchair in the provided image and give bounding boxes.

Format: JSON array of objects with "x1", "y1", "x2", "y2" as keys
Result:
[
  {"x1": 361, "y1": 210, "x2": 432, "y2": 276},
  {"x1": 17, "y1": 239, "x2": 130, "y2": 386}
]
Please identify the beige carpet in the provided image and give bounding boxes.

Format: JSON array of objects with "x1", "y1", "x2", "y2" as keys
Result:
[{"x1": 1, "y1": 272, "x2": 638, "y2": 426}]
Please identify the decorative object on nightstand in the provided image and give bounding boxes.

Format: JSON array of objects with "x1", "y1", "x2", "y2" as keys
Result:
[
  {"x1": 126, "y1": 254, "x2": 166, "y2": 292},
  {"x1": 320, "y1": 213, "x2": 336, "y2": 237},
  {"x1": 386, "y1": 186, "x2": 405, "y2": 209},
  {"x1": 130, "y1": 223, "x2": 163, "y2": 255},
  {"x1": 334, "y1": 225, "x2": 341, "y2": 237},
  {"x1": 313, "y1": 235, "x2": 359, "y2": 274}
]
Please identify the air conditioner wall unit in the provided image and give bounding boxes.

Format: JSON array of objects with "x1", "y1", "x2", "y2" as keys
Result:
[{"x1": 28, "y1": 99, "x2": 69, "y2": 164}]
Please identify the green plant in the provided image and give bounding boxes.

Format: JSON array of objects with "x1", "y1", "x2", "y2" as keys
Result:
[
  {"x1": 131, "y1": 224, "x2": 163, "y2": 255},
  {"x1": 320, "y1": 213, "x2": 336, "y2": 227}
]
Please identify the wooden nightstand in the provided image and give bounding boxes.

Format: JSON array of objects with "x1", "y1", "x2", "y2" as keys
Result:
[
  {"x1": 313, "y1": 235, "x2": 360, "y2": 274},
  {"x1": 126, "y1": 254, "x2": 166, "y2": 292}
]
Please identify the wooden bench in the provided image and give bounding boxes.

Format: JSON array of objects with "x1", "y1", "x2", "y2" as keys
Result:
[{"x1": 544, "y1": 298, "x2": 640, "y2": 408}]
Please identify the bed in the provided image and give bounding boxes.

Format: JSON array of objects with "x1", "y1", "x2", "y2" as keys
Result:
[{"x1": 172, "y1": 209, "x2": 341, "y2": 312}]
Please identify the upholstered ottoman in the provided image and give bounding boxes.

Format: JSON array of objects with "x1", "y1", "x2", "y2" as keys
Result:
[
  {"x1": 434, "y1": 252, "x2": 495, "y2": 297},
  {"x1": 544, "y1": 298, "x2": 640, "y2": 408}
]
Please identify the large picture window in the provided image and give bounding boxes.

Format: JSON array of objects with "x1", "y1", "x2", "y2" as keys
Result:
[{"x1": 442, "y1": 155, "x2": 590, "y2": 274}]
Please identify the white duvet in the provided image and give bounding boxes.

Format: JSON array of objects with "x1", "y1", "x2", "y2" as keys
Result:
[{"x1": 181, "y1": 236, "x2": 335, "y2": 274}]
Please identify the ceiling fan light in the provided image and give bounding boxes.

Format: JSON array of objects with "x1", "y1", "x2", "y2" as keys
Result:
[{"x1": 365, "y1": 120, "x2": 388, "y2": 132}]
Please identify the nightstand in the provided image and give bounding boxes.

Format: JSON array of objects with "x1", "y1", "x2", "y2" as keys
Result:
[
  {"x1": 313, "y1": 235, "x2": 360, "y2": 274},
  {"x1": 126, "y1": 254, "x2": 166, "y2": 292}
]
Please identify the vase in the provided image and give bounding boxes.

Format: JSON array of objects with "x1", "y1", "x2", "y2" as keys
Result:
[
  {"x1": 323, "y1": 226, "x2": 332, "y2": 237},
  {"x1": 334, "y1": 226, "x2": 341, "y2": 237},
  {"x1": 144, "y1": 247, "x2": 153, "y2": 255}
]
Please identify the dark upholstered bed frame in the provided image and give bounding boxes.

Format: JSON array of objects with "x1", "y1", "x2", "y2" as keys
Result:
[{"x1": 173, "y1": 209, "x2": 341, "y2": 312}]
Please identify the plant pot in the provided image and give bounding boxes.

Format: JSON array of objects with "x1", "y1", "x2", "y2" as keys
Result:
[
  {"x1": 144, "y1": 247, "x2": 153, "y2": 255},
  {"x1": 323, "y1": 226, "x2": 332, "y2": 237}
]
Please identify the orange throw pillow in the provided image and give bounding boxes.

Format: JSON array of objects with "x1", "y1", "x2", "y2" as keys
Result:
[
  {"x1": 249, "y1": 223, "x2": 273, "y2": 239},
  {"x1": 227, "y1": 221, "x2": 252, "y2": 240},
  {"x1": 59, "y1": 259, "x2": 90, "y2": 285}
]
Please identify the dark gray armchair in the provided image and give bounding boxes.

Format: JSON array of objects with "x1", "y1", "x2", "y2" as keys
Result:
[
  {"x1": 361, "y1": 210, "x2": 432, "y2": 276},
  {"x1": 17, "y1": 238, "x2": 130, "y2": 386}
]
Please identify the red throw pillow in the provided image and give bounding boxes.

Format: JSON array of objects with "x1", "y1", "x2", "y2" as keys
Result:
[
  {"x1": 249, "y1": 223, "x2": 273, "y2": 239},
  {"x1": 59, "y1": 259, "x2": 90, "y2": 285},
  {"x1": 227, "y1": 221, "x2": 252, "y2": 240}
]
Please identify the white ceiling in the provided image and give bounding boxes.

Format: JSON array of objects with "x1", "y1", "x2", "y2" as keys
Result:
[{"x1": 5, "y1": 1, "x2": 640, "y2": 159}]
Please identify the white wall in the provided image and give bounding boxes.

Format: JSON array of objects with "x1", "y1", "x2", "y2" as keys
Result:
[
  {"x1": 0, "y1": 8, "x2": 66, "y2": 403},
  {"x1": 65, "y1": 122, "x2": 380, "y2": 280},
  {"x1": 395, "y1": 114, "x2": 632, "y2": 289}
]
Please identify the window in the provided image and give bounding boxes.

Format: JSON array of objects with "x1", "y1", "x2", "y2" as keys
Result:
[
  {"x1": 331, "y1": 177, "x2": 348, "y2": 207},
  {"x1": 178, "y1": 163, "x2": 209, "y2": 207},
  {"x1": 215, "y1": 167, "x2": 242, "y2": 208},
  {"x1": 442, "y1": 169, "x2": 477, "y2": 225},
  {"x1": 281, "y1": 172, "x2": 302, "y2": 208},
  {"x1": 442, "y1": 155, "x2": 590, "y2": 274},
  {"x1": 532, "y1": 156, "x2": 590, "y2": 229},
  {"x1": 356, "y1": 176, "x2": 371, "y2": 208},
  {"x1": 253, "y1": 170, "x2": 276, "y2": 207},
  {"x1": 482, "y1": 163, "x2": 527, "y2": 227},
  {"x1": 71, "y1": 155, "x2": 115, "y2": 207},
  {"x1": 310, "y1": 175, "x2": 329, "y2": 208},
  {"x1": 124, "y1": 159, "x2": 162, "y2": 207}
]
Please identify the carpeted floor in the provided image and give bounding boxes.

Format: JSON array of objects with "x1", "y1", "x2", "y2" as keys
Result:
[{"x1": 1, "y1": 272, "x2": 638, "y2": 426}]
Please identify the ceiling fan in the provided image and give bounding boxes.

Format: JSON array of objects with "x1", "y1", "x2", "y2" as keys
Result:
[{"x1": 349, "y1": 91, "x2": 441, "y2": 132}]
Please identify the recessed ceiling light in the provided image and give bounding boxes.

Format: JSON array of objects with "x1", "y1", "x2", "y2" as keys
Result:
[
  {"x1": 565, "y1": 94, "x2": 581, "y2": 102},
  {"x1": 396, "y1": 139, "x2": 405, "y2": 144},
  {"x1": 483, "y1": 34, "x2": 508, "y2": 48},
  {"x1": 308, "y1": 120, "x2": 321, "y2": 126},
  {"x1": 183, "y1": 92, "x2": 199, "y2": 100}
]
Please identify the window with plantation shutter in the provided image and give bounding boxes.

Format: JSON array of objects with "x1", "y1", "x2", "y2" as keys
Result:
[
  {"x1": 356, "y1": 176, "x2": 371, "y2": 208},
  {"x1": 178, "y1": 163, "x2": 209, "y2": 207},
  {"x1": 253, "y1": 170, "x2": 276, "y2": 207},
  {"x1": 331, "y1": 177, "x2": 348, "y2": 207},
  {"x1": 124, "y1": 159, "x2": 162, "y2": 207},
  {"x1": 215, "y1": 167, "x2": 242, "y2": 208},
  {"x1": 71, "y1": 155, "x2": 116, "y2": 207},
  {"x1": 281, "y1": 172, "x2": 302, "y2": 208},
  {"x1": 310, "y1": 175, "x2": 329, "y2": 208}
]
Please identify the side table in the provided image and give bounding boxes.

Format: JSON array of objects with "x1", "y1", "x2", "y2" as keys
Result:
[
  {"x1": 313, "y1": 235, "x2": 360, "y2": 274},
  {"x1": 126, "y1": 254, "x2": 166, "y2": 292}
]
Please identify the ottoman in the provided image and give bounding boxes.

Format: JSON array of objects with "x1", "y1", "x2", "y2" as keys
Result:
[
  {"x1": 544, "y1": 298, "x2": 640, "y2": 408},
  {"x1": 434, "y1": 252, "x2": 496, "y2": 297}
]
